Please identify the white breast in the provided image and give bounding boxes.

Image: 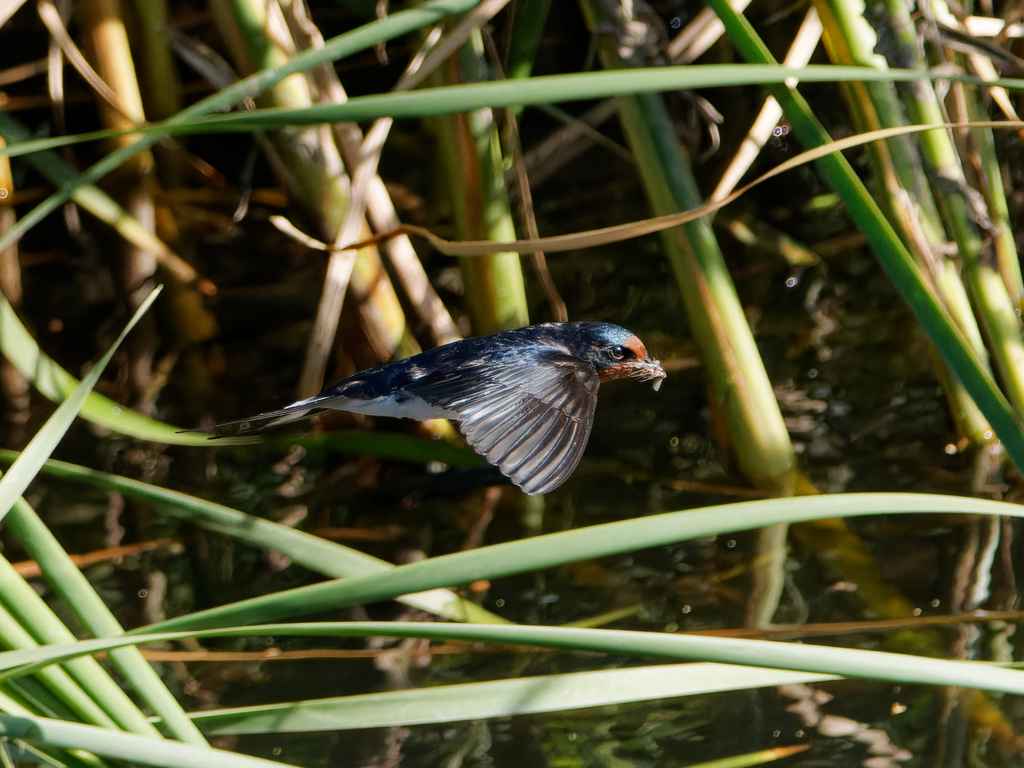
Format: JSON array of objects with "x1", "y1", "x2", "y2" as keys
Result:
[{"x1": 335, "y1": 391, "x2": 456, "y2": 421}]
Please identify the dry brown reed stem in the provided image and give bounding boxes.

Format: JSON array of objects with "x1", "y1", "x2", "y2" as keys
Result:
[
  {"x1": 668, "y1": 0, "x2": 752, "y2": 63},
  {"x1": 342, "y1": 120, "x2": 1022, "y2": 258},
  {"x1": 213, "y1": 0, "x2": 415, "y2": 398},
  {"x1": 0, "y1": 140, "x2": 20, "y2": 307},
  {"x1": 275, "y1": 0, "x2": 441, "y2": 395},
  {"x1": 0, "y1": 137, "x2": 29, "y2": 430},
  {"x1": 44, "y1": 0, "x2": 67, "y2": 135},
  {"x1": 11, "y1": 538, "x2": 181, "y2": 578},
  {"x1": 283, "y1": 0, "x2": 520, "y2": 346},
  {"x1": 0, "y1": 58, "x2": 49, "y2": 87},
  {"x1": 286, "y1": 5, "x2": 381, "y2": 395},
  {"x1": 708, "y1": 7, "x2": 822, "y2": 206},
  {"x1": 351, "y1": 0, "x2": 526, "y2": 338},
  {"x1": 38, "y1": 0, "x2": 131, "y2": 120},
  {"x1": 291, "y1": 0, "x2": 520, "y2": 344}
]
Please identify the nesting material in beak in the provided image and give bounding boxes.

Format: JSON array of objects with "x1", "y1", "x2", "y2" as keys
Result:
[{"x1": 633, "y1": 357, "x2": 667, "y2": 390}]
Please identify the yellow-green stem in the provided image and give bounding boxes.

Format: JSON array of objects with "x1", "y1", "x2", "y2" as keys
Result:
[
  {"x1": 441, "y1": 31, "x2": 529, "y2": 334},
  {"x1": 578, "y1": 4, "x2": 796, "y2": 492}
]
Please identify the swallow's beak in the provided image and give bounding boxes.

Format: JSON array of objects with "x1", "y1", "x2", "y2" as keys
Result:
[{"x1": 628, "y1": 357, "x2": 667, "y2": 391}]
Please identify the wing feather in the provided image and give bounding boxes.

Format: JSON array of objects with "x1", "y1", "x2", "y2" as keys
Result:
[
  {"x1": 484, "y1": 402, "x2": 558, "y2": 466},
  {"x1": 500, "y1": 409, "x2": 566, "y2": 469},
  {"x1": 515, "y1": 418, "x2": 589, "y2": 495},
  {"x1": 406, "y1": 355, "x2": 599, "y2": 494}
]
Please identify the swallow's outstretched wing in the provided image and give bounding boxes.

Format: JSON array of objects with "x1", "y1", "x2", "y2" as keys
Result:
[{"x1": 406, "y1": 351, "x2": 599, "y2": 495}]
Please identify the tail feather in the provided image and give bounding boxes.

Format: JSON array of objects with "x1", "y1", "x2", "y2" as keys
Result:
[{"x1": 207, "y1": 403, "x2": 328, "y2": 437}]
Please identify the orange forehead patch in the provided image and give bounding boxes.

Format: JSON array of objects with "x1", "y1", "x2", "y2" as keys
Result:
[{"x1": 624, "y1": 335, "x2": 648, "y2": 360}]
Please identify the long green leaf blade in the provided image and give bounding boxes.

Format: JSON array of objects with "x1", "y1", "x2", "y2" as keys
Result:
[
  {"x1": 701, "y1": 0, "x2": 1024, "y2": 471},
  {"x1": 189, "y1": 664, "x2": 830, "y2": 733},
  {"x1": 5, "y1": 65, "x2": 1024, "y2": 155},
  {"x1": 0, "y1": 453, "x2": 502, "y2": 624},
  {"x1": 0, "y1": 287, "x2": 162, "y2": 525},
  {"x1": 0, "y1": 715, "x2": 291, "y2": 768},
  {"x1": 1, "y1": 620, "x2": 1023, "y2": 697},
  {"x1": 128, "y1": 493, "x2": 1020, "y2": 633}
]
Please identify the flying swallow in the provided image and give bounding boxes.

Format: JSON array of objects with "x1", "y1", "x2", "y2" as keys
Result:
[{"x1": 210, "y1": 322, "x2": 666, "y2": 495}]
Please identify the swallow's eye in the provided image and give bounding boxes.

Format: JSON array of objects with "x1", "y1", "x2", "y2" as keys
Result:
[{"x1": 609, "y1": 345, "x2": 625, "y2": 361}]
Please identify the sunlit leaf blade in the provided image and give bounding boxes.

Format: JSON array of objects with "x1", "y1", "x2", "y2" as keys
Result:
[
  {"x1": 0, "y1": 453, "x2": 502, "y2": 624},
  {"x1": 0, "y1": 544, "x2": 162, "y2": 736},
  {"x1": 0, "y1": 293, "x2": 230, "y2": 446},
  {"x1": 0, "y1": 714, "x2": 291, "y2": 768},
  {"x1": 129, "y1": 493, "x2": 1018, "y2": 633},
  {"x1": 189, "y1": 664, "x2": 831, "y2": 734},
  {"x1": 2, "y1": 620, "x2": 1024, "y2": 697},
  {"x1": 0, "y1": 286, "x2": 207, "y2": 742},
  {"x1": 4, "y1": 66, "x2": 1024, "y2": 155},
  {"x1": 4, "y1": 499, "x2": 204, "y2": 742},
  {"x1": 0, "y1": 287, "x2": 163, "y2": 524}
]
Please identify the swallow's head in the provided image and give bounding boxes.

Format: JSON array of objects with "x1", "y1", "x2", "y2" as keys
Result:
[{"x1": 568, "y1": 323, "x2": 667, "y2": 388}]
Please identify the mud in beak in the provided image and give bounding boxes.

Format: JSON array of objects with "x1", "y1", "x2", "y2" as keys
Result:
[{"x1": 628, "y1": 357, "x2": 667, "y2": 391}]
